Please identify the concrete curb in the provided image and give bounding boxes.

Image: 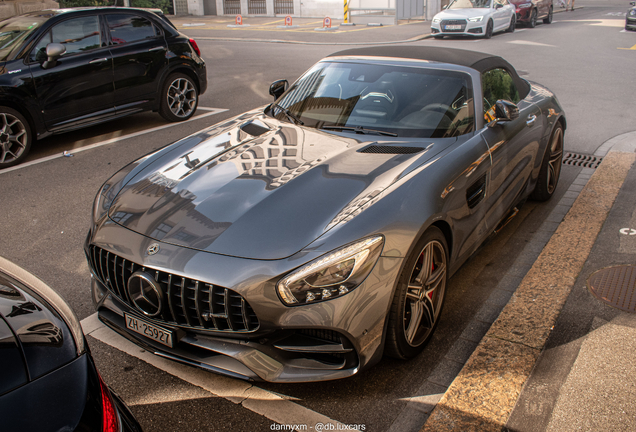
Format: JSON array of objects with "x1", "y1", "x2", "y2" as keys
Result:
[{"x1": 421, "y1": 133, "x2": 636, "y2": 432}]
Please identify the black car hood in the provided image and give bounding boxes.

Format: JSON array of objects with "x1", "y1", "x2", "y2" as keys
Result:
[{"x1": 107, "y1": 114, "x2": 452, "y2": 259}]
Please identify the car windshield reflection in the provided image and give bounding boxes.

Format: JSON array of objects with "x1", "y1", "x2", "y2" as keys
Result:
[
  {"x1": 448, "y1": 0, "x2": 492, "y2": 9},
  {"x1": 267, "y1": 61, "x2": 475, "y2": 139},
  {"x1": 0, "y1": 16, "x2": 47, "y2": 61}
]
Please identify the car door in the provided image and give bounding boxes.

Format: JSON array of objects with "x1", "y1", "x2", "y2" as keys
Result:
[
  {"x1": 28, "y1": 14, "x2": 115, "y2": 131},
  {"x1": 105, "y1": 13, "x2": 168, "y2": 112},
  {"x1": 492, "y1": 0, "x2": 511, "y2": 29},
  {"x1": 480, "y1": 67, "x2": 542, "y2": 230}
]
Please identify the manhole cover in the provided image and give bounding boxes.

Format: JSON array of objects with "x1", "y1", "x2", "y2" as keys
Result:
[{"x1": 587, "y1": 265, "x2": 636, "y2": 313}]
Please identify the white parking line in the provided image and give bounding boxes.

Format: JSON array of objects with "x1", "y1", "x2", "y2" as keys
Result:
[
  {"x1": 81, "y1": 313, "x2": 344, "y2": 429},
  {"x1": 0, "y1": 108, "x2": 228, "y2": 175}
]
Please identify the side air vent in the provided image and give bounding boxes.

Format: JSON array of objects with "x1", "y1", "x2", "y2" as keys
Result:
[
  {"x1": 360, "y1": 145, "x2": 424, "y2": 154},
  {"x1": 466, "y1": 173, "x2": 487, "y2": 209},
  {"x1": 562, "y1": 152, "x2": 602, "y2": 169}
]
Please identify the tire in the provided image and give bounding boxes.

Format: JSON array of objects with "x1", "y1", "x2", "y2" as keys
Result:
[
  {"x1": 531, "y1": 124, "x2": 564, "y2": 201},
  {"x1": 384, "y1": 226, "x2": 448, "y2": 359},
  {"x1": 543, "y1": 6, "x2": 553, "y2": 24},
  {"x1": 484, "y1": 20, "x2": 494, "y2": 38},
  {"x1": 159, "y1": 73, "x2": 199, "y2": 122},
  {"x1": 0, "y1": 107, "x2": 32, "y2": 169},
  {"x1": 529, "y1": 9, "x2": 537, "y2": 28},
  {"x1": 506, "y1": 15, "x2": 516, "y2": 32}
]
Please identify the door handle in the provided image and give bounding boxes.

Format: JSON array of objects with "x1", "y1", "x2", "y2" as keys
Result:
[
  {"x1": 526, "y1": 114, "x2": 537, "y2": 127},
  {"x1": 89, "y1": 58, "x2": 108, "y2": 64},
  {"x1": 149, "y1": 46, "x2": 166, "y2": 52}
]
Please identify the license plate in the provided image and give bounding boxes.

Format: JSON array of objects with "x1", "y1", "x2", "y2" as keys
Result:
[
  {"x1": 125, "y1": 312, "x2": 175, "y2": 348},
  {"x1": 445, "y1": 24, "x2": 462, "y2": 30}
]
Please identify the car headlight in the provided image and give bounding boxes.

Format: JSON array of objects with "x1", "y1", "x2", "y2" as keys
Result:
[
  {"x1": 92, "y1": 182, "x2": 113, "y2": 224},
  {"x1": 518, "y1": 2, "x2": 532, "y2": 7},
  {"x1": 432, "y1": 17, "x2": 441, "y2": 23},
  {"x1": 276, "y1": 236, "x2": 384, "y2": 306},
  {"x1": 468, "y1": 16, "x2": 484, "y2": 22},
  {"x1": 630, "y1": 9, "x2": 636, "y2": 15}
]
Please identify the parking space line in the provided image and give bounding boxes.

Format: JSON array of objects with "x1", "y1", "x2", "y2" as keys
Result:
[
  {"x1": 81, "y1": 313, "x2": 344, "y2": 429},
  {"x1": 0, "y1": 108, "x2": 228, "y2": 175}
]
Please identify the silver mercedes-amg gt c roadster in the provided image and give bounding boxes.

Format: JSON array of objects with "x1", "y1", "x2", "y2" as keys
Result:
[{"x1": 85, "y1": 46, "x2": 566, "y2": 382}]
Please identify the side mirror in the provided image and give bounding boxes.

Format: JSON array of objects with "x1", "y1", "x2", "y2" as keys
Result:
[
  {"x1": 488, "y1": 100, "x2": 519, "y2": 126},
  {"x1": 42, "y1": 43, "x2": 66, "y2": 69},
  {"x1": 631, "y1": 1, "x2": 635, "y2": 5},
  {"x1": 269, "y1": 79, "x2": 288, "y2": 100}
]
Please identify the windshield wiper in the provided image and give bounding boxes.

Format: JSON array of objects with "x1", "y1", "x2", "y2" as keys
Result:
[
  {"x1": 321, "y1": 125, "x2": 398, "y2": 137},
  {"x1": 269, "y1": 103, "x2": 304, "y2": 125}
]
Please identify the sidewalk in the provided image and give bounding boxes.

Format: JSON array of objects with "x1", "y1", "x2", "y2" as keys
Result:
[{"x1": 422, "y1": 133, "x2": 636, "y2": 432}]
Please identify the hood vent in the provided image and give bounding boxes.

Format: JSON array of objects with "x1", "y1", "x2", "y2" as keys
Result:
[
  {"x1": 360, "y1": 145, "x2": 425, "y2": 154},
  {"x1": 240, "y1": 121, "x2": 270, "y2": 137}
]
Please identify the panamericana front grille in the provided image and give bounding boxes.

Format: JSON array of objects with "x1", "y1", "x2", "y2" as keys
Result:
[
  {"x1": 441, "y1": 19, "x2": 467, "y2": 32},
  {"x1": 88, "y1": 246, "x2": 259, "y2": 332}
]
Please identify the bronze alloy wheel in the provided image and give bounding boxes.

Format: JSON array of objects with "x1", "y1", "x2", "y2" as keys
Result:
[
  {"x1": 385, "y1": 227, "x2": 448, "y2": 359},
  {"x1": 160, "y1": 73, "x2": 199, "y2": 121},
  {"x1": 531, "y1": 124, "x2": 564, "y2": 201},
  {"x1": 0, "y1": 107, "x2": 31, "y2": 168}
]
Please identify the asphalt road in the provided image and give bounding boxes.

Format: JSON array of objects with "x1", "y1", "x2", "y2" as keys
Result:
[{"x1": 1, "y1": 1, "x2": 634, "y2": 430}]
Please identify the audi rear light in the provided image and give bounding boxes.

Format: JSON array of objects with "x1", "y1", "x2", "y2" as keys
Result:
[
  {"x1": 189, "y1": 38, "x2": 201, "y2": 57},
  {"x1": 98, "y1": 371, "x2": 120, "y2": 432}
]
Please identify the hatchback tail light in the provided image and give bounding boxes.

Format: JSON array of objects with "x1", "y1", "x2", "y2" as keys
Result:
[
  {"x1": 189, "y1": 38, "x2": 201, "y2": 57},
  {"x1": 98, "y1": 371, "x2": 120, "y2": 432}
]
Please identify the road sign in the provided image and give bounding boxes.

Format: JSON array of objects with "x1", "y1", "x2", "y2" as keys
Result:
[
  {"x1": 323, "y1": 17, "x2": 332, "y2": 28},
  {"x1": 285, "y1": 15, "x2": 292, "y2": 26},
  {"x1": 236, "y1": 15, "x2": 243, "y2": 25}
]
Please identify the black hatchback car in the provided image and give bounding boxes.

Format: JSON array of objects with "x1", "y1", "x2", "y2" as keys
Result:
[
  {"x1": 0, "y1": 7, "x2": 207, "y2": 168},
  {"x1": 627, "y1": 1, "x2": 636, "y2": 30},
  {"x1": 0, "y1": 255, "x2": 142, "y2": 431}
]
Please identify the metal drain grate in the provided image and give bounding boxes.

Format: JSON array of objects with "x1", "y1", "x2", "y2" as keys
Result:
[
  {"x1": 587, "y1": 265, "x2": 636, "y2": 313},
  {"x1": 562, "y1": 152, "x2": 603, "y2": 169}
]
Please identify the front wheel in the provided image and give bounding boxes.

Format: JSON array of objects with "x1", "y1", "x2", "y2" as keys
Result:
[
  {"x1": 484, "y1": 20, "x2": 494, "y2": 38},
  {"x1": 531, "y1": 124, "x2": 564, "y2": 201},
  {"x1": 159, "y1": 73, "x2": 199, "y2": 122},
  {"x1": 0, "y1": 107, "x2": 32, "y2": 169},
  {"x1": 506, "y1": 15, "x2": 516, "y2": 32},
  {"x1": 384, "y1": 226, "x2": 448, "y2": 359},
  {"x1": 529, "y1": 9, "x2": 537, "y2": 28},
  {"x1": 543, "y1": 6, "x2": 553, "y2": 23}
]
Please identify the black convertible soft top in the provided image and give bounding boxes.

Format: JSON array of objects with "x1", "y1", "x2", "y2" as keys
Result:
[{"x1": 329, "y1": 46, "x2": 530, "y2": 99}]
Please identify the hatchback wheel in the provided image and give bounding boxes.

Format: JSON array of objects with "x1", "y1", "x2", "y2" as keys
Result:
[
  {"x1": 484, "y1": 20, "x2": 494, "y2": 38},
  {"x1": 531, "y1": 124, "x2": 564, "y2": 201},
  {"x1": 543, "y1": 6, "x2": 553, "y2": 24},
  {"x1": 529, "y1": 9, "x2": 537, "y2": 28},
  {"x1": 385, "y1": 226, "x2": 448, "y2": 359},
  {"x1": 159, "y1": 73, "x2": 199, "y2": 122},
  {"x1": 0, "y1": 107, "x2": 32, "y2": 169}
]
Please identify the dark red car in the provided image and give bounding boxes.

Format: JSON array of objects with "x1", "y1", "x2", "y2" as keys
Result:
[{"x1": 510, "y1": 0, "x2": 553, "y2": 27}]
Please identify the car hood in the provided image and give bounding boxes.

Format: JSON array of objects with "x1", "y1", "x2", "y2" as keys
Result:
[
  {"x1": 434, "y1": 9, "x2": 492, "y2": 19},
  {"x1": 107, "y1": 113, "x2": 452, "y2": 259}
]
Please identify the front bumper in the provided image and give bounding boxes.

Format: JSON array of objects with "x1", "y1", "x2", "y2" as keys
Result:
[
  {"x1": 626, "y1": 15, "x2": 636, "y2": 29},
  {"x1": 86, "y1": 226, "x2": 403, "y2": 382},
  {"x1": 431, "y1": 19, "x2": 486, "y2": 36}
]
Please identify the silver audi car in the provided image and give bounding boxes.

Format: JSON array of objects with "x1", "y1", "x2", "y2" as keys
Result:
[{"x1": 85, "y1": 46, "x2": 566, "y2": 382}]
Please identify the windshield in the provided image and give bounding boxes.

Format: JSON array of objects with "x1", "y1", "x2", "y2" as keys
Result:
[
  {"x1": 0, "y1": 15, "x2": 48, "y2": 61},
  {"x1": 267, "y1": 61, "x2": 474, "y2": 139},
  {"x1": 448, "y1": 0, "x2": 491, "y2": 9}
]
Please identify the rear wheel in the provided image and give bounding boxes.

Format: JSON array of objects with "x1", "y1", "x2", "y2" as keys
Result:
[
  {"x1": 529, "y1": 9, "x2": 537, "y2": 27},
  {"x1": 159, "y1": 73, "x2": 199, "y2": 122},
  {"x1": 543, "y1": 6, "x2": 553, "y2": 23},
  {"x1": 531, "y1": 124, "x2": 564, "y2": 201},
  {"x1": 384, "y1": 227, "x2": 448, "y2": 359},
  {"x1": 484, "y1": 20, "x2": 494, "y2": 38},
  {"x1": 0, "y1": 107, "x2": 32, "y2": 169}
]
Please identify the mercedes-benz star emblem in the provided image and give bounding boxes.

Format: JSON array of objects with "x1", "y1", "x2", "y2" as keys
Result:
[
  {"x1": 127, "y1": 271, "x2": 163, "y2": 317},
  {"x1": 146, "y1": 243, "x2": 160, "y2": 256}
]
